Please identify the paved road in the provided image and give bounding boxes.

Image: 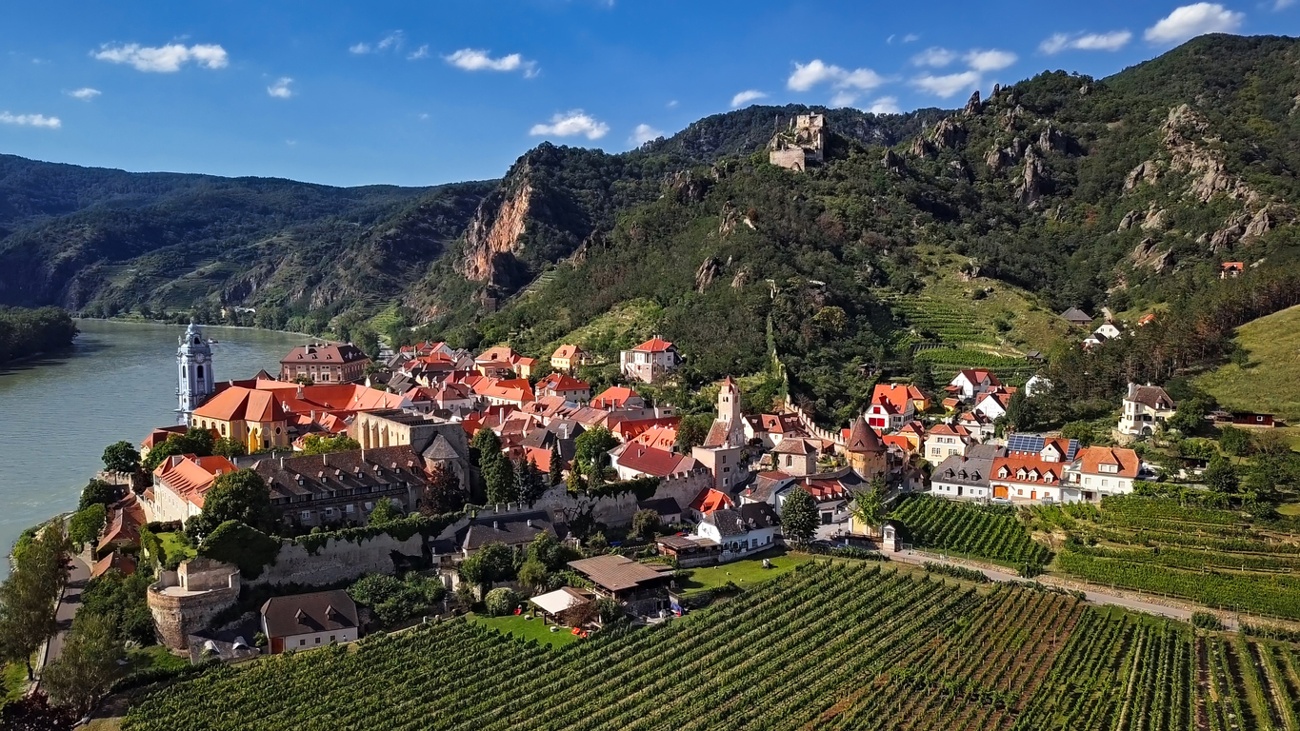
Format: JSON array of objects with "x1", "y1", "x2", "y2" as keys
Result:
[
  {"x1": 43, "y1": 552, "x2": 92, "y2": 666},
  {"x1": 887, "y1": 548, "x2": 1225, "y2": 627}
]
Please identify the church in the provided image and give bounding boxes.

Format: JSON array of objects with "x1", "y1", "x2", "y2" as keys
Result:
[{"x1": 176, "y1": 322, "x2": 216, "y2": 425}]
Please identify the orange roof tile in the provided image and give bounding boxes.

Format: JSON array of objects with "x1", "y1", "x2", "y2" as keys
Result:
[
  {"x1": 689, "y1": 487, "x2": 733, "y2": 514},
  {"x1": 1076, "y1": 446, "x2": 1140, "y2": 478},
  {"x1": 631, "y1": 337, "x2": 675, "y2": 353}
]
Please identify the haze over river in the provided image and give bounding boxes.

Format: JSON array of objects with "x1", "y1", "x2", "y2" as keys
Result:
[{"x1": 0, "y1": 319, "x2": 307, "y2": 575}]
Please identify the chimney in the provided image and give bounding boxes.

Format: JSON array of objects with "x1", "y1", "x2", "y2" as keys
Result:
[
  {"x1": 279, "y1": 456, "x2": 285, "y2": 468},
  {"x1": 527, "y1": 518, "x2": 533, "y2": 528},
  {"x1": 493, "y1": 520, "x2": 500, "y2": 530}
]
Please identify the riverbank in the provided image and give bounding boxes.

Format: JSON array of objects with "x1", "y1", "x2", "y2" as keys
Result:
[{"x1": 75, "y1": 316, "x2": 314, "y2": 340}]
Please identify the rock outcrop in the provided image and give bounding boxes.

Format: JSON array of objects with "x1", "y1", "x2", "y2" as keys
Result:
[
  {"x1": 695, "y1": 256, "x2": 721, "y2": 292},
  {"x1": 1162, "y1": 104, "x2": 1259, "y2": 204},
  {"x1": 1140, "y1": 205, "x2": 1170, "y2": 232},
  {"x1": 963, "y1": 91, "x2": 982, "y2": 116},
  {"x1": 1124, "y1": 160, "x2": 1163, "y2": 191},
  {"x1": 1017, "y1": 149, "x2": 1050, "y2": 208},
  {"x1": 929, "y1": 118, "x2": 968, "y2": 150},
  {"x1": 910, "y1": 136, "x2": 936, "y2": 158},
  {"x1": 1118, "y1": 210, "x2": 1140, "y2": 232},
  {"x1": 1132, "y1": 237, "x2": 1174, "y2": 272},
  {"x1": 461, "y1": 181, "x2": 532, "y2": 283},
  {"x1": 882, "y1": 149, "x2": 905, "y2": 174},
  {"x1": 1244, "y1": 206, "x2": 1275, "y2": 239}
]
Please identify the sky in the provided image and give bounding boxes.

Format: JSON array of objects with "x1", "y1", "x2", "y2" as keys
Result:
[{"x1": 1, "y1": 1, "x2": 1298, "y2": 188}]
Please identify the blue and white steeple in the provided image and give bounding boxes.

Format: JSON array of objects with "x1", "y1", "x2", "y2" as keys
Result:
[{"x1": 176, "y1": 322, "x2": 215, "y2": 424}]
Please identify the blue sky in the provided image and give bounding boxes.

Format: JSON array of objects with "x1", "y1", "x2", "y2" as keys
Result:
[{"x1": 1, "y1": 1, "x2": 1297, "y2": 188}]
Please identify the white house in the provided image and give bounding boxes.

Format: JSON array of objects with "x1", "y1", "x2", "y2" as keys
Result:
[
  {"x1": 694, "y1": 503, "x2": 780, "y2": 562},
  {"x1": 1118, "y1": 383, "x2": 1177, "y2": 437},
  {"x1": 1024, "y1": 375, "x2": 1052, "y2": 398},
  {"x1": 922, "y1": 423, "x2": 973, "y2": 463},
  {"x1": 1094, "y1": 322, "x2": 1122, "y2": 340},
  {"x1": 973, "y1": 388, "x2": 1016, "y2": 422},
  {"x1": 947, "y1": 369, "x2": 1002, "y2": 401},
  {"x1": 1065, "y1": 446, "x2": 1141, "y2": 502},
  {"x1": 619, "y1": 337, "x2": 682, "y2": 384},
  {"x1": 261, "y1": 590, "x2": 360, "y2": 654}
]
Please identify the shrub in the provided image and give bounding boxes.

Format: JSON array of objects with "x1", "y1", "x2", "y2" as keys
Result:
[
  {"x1": 1191, "y1": 611, "x2": 1223, "y2": 630},
  {"x1": 484, "y1": 588, "x2": 520, "y2": 617}
]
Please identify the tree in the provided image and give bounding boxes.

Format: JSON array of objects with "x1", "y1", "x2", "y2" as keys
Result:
[
  {"x1": 41, "y1": 614, "x2": 122, "y2": 716},
  {"x1": 78, "y1": 479, "x2": 118, "y2": 510},
  {"x1": 912, "y1": 361, "x2": 937, "y2": 394},
  {"x1": 420, "y1": 463, "x2": 465, "y2": 516},
  {"x1": 68, "y1": 504, "x2": 107, "y2": 552},
  {"x1": 849, "y1": 483, "x2": 885, "y2": 537},
  {"x1": 780, "y1": 487, "x2": 818, "y2": 544},
  {"x1": 471, "y1": 428, "x2": 504, "y2": 470},
  {"x1": 0, "y1": 521, "x2": 70, "y2": 679},
  {"x1": 573, "y1": 426, "x2": 618, "y2": 475},
  {"x1": 1060, "y1": 421, "x2": 1097, "y2": 446},
  {"x1": 484, "y1": 457, "x2": 518, "y2": 505},
  {"x1": 548, "y1": 444, "x2": 564, "y2": 486},
  {"x1": 517, "y1": 558, "x2": 550, "y2": 594},
  {"x1": 630, "y1": 509, "x2": 661, "y2": 543},
  {"x1": 79, "y1": 569, "x2": 154, "y2": 645},
  {"x1": 141, "y1": 428, "x2": 216, "y2": 473},
  {"x1": 367, "y1": 498, "x2": 401, "y2": 526},
  {"x1": 1203, "y1": 456, "x2": 1239, "y2": 494},
  {"x1": 188, "y1": 469, "x2": 276, "y2": 540},
  {"x1": 676, "y1": 414, "x2": 713, "y2": 451},
  {"x1": 517, "y1": 458, "x2": 547, "y2": 507},
  {"x1": 300, "y1": 434, "x2": 362, "y2": 456},
  {"x1": 484, "y1": 587, "x2": 520, "y2": 617},
  {"x1": 458, "y1": 543, "x2": 517, "y2": 592},
  {"x1": 213, "y1": 437, "x2": 248, "y2": 459},
  {"x1": 526, "y1": 532, "x2": 567, "y2": 571},
  {"x1": 1218, "y1": 425, "x2": 1252, "y2": 457},
  {"x1": 101, "y1": 441, "x2": 140, "y2": 476},
  {"x1": 0, "y1": 691, "x2": 77, "y2": 731}
]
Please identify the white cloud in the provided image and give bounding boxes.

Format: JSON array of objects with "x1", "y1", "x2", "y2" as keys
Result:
[
  {"x1": 350, "y1": 31, "x2": 404, "y2": 55},
  {"x1": 867, "y1": 96, "x2": 901, "y2": 114},
  {"x1": 912, "y1": 47, "x2": 957, "y2": 68},
  {"x1": 418, "y1": 112, "x2": 430, "y2": 121},
  {"x1": 902, "y1": 33, "x2": 920, "y2": 43},
  {"x1": 831, "y1": 91, "x2": 858, "y2": 108},
  {"x1": 666, "y1": 99, "x2": 679, "y2": 108},
  {"x1": 1144, "y1": 3, "x2": 1244, "y2": 44},
  {"x1": 528, "y1": 110, "x2": 609, "y2": 140},
  {"x1": 67, "y1": 87, "x2": 101, "y2": 101},
  {"x1": 93, "y1": 42, "x2": 228, "y2": 72},
  {"x1": 964, "y1": 49, "x2": 1018, "y2": 72},
  {"x1": 1040, "y1": 30, "x2": 1133, "y2": 54},
  {"x1": 731, "y1": 89, "x2": 767, "y2": 107},
  {"x1": 408, "y1": 45, "x2": 430, "y2": 60},
  {"x1": 630, "y1": 123, "x2": 663, "y2": 145},
  {"x1": 0, "y1": 111, "x2": 61, "y2": 129},
  {"x1": 1278, "y1": 0, "x2": 1296, "y2": 9},
  {"x1": 267, "y1": 77, "x2": 294, "y2": 99},
  {"x1": 787, "y1": 59, "x2": 885, "y2": 92},
  {"x1": 912, "y1": 70, "x2": 982, "y2": 98},
  {"x1": 443, "y1": 48, "x2": 538, "y2": 77}
]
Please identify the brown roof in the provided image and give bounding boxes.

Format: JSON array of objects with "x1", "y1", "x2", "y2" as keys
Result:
[
  {"x1": 631, "y1": 337, "x2": 676, "y2": 353},
  {"x1": 281, "y1": 341, "x2": 369, "y2": 366},
  {"x1": 91, "y1": 552, "x2": 136, "y2": 579},
  {"x1": 567, "y1": 554, "x2": 673, "y2": 593},
  {"x1": 253, "y1": 446, "x2": 427, "y2": 505},
  {"x1": 261, "y1": 590, "x2": 359, "y2": 638},
  {"x1": 1075, "y1": 446, "x2": 1140, "y2": 478},
  {"x1": 615, "y1": 444, "x2": 699, "y2": 477},
  {"x1": 846, "y1": 416, "x2": 885, "y2": 454},
  {"x1": 1128, "y1": 384, "x2": 1175, "y2": 410},
  {"x1": 551, "y1": 344, "x2": 583, "y2": 360},
  {"x1": 773, "y1": 437, "x2": 818, "y2": 456}
]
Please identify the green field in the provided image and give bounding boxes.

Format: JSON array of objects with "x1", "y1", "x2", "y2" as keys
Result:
[
  {"x1": 1196, "y1": 304, "x2": 1300, "y2": 421},
  {"x1": 157, "y1": 532, "x2": 196, "y2": 564},
  {"x1": 675, "y1": 548, "x2": 812, "y2": 595},
  {"x1": 468, "y1": 613, "x2": 578, "y2": 649},
  {"x1": 120, "y1": 560, "x2": 1299, "y2": 731}
]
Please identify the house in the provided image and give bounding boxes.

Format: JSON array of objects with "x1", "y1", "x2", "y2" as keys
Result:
[
  {"x1": 457, "y1": 510, "x2": 561, "y2": 556},
  {"x1": 261, "y1": 590, "x2": 360, "y2": 654},
  {"x1": 866, "y1": 383, "x2": 927, "y2": 431},
  {"x1": 630, "y1": 425, "x2": 678, "y2": 452},
  {"x1": 91, "y1": 552, "x2": 137, "y2": 579},
  {"x1": 987, "y1": 434, "x2": 1080, "y2": 503},
  {"x1": 691, "y1": 377, "x2": 751, "y2": 491},
  {"x1": 770, "y1": 437, "x2": 819, "y2": 477},
  {"x1": 637, "y1": 497, "x2": 683, "y2": 525},
  {"x1": 536, "y1": 373, "x2": 591, "y2": 403},
  {"x1": 1094, "y1": 322, "x2": 1122, "y2": 340},
  {"x1": 590, "y1": 386, "x2": 645, "y2": 411},
  {"x1": 252, "y1": 446, "x2": 432, "y2": 529},
  {"x1": 97, "y1": 491, "x2": 148, "y2": 557},
  {"x1": 279, "y1": 341, "x2": 371, "y2": 384},
  {"x1": 1066, "y1": 446, "x2": 1141, "y2": 502},
  {"x1": 549, "y1": 344, "x2": 589, "y2": 373},
  {"x1": 694, "y1": 503, "x2": 780, "y2": 561},
  {"x1": 744, "y1": 413, "x2": 806, "y2": 449},
  {"x1": 567, "y1": 554, "x2": 674, "y2": 611},
  {"x1": 610, "y1": 444, "x2": 700, "y2": 481},
  {"x1": 1137, "y1": 313, "x2": 1157, "y2": 327},
  {"x1": 475, "y1": 346, "x2": 535, "y2": 379},
  {"x1": 875, "y1": 383, "x2": 930, "y2": 413},
  {"x1": 189, "y1": 386, "x2": 291, "y2": 452},
  {"x1": 1213, "y1": 411, "x2": 1277, "y2": 429},
  {"x1": 947, "y1": 370, "x2": 1002, "y2": 401},
  {"x1": 772, "y1": 468, "x2": 866, "y2": 527},
  {"x1": 689, "y1": 487, "x2": 734, "y2": 518},
  {"x1": 843, "y1": 416, "x2": 887, "y2": 480},
  {"x1": 150, "y1": 454, "x2": 239, "y2": 524},
  {"x1": 930, "y1": 444, "x2": 999, "y2": 501},
  {"x1": 1024, "y1": 375, "x2": 1052, "y2": 398},
  {"x1": 655, "y1": 534, "x2": 722, "y2": 568},
  {"x1": 923, "y1": 423, "x2": 973, "y2": 463},
  {"x1": 973, "y1": 387, "x2": 1016, "y2": 421},
  {"x1": 619, "y1": 337, "x2": 682, "y2": 384},
  {"x1": 1118, "y1": 382, "x2": 1177, "y2": 437},
  {"x1": 957, "y1": 411, "x2": 996, "y2": 443},
  {"x1": 1220, "y1": 261, "x2": 1245, "y2": 279},
  {"x1": 1059, "y1": 307, "x2": 1093, "y2": 327}
]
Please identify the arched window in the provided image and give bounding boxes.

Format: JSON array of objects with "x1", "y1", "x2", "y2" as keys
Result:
[{"x1": 197, "y1": 365, "x2": 204, "y2": 379}]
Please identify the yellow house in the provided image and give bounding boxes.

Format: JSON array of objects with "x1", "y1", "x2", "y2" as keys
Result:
[
  {"x1": 549, "y1": 344, "x2": 587, "y2": 373},
  {"x1": 190, "y1": 386, "x2": 291, "y2": 453}
]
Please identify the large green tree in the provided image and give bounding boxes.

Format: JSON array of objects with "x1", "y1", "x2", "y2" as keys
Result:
[
  {"x1": 459, "y1": 542, "x2": 518, "y2": 593},
  {"x1": 78, "y1": 479, "x2": 118, "y2": 510},
  {"x1": 516, "y1": 458, "x2": 547, "y2": 507},
  {"x1": 0, "y1": 521, "x2": 70, "y2": 679},
  {"x1": 187, "y1": 469, "x2": 276, "y2": 540},
  {"x1": 300, "y1": 434, "x2": 362, "y2": 456},
  {"x1": 780, "y1": 488, "x2": 819, "y2": 544},
  {"x1": 420, "y1": 462, "x2": 465, "y2": 516},
  {"x1": 41, "y1": 614, "x2": 123, "y2": 716},
  {"x1": 573, "y1": 426, "x2": 618, "y2": 475},
  {"x1": 849, "y1": 481, "x2": 886, "y2": 537},
  {"x1": 101, "y1": 441, "x2": 140, "y2": 476},
  {"x1": 68, "y1": 504, "x2": 107, "y2": 552}
]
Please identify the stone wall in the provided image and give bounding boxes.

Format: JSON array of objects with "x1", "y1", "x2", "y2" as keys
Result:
[
  {"x1": 249, "y1": 531, "x2": 430, "y2": 588},
  {"x1": 147, "y1": 566, "x2": 241, "y2": 651}
]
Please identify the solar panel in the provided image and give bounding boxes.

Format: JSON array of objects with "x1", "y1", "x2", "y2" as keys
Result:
[{"x1": 1006, "y1": 433, "x2": 1044, "y2": 454}]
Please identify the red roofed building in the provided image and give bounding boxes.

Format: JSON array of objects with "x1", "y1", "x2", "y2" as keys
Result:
[
  {"x1": 549, "y1": 344, "x2": 589, "y2": 372},
  {"x1": 279, "y1": 341, "x2": 371, "y2": 384},
  {"x1": 923, "y1": 422, "x2": 973, "y2": 462},
  {"x1": 620, "y1": 337, "x2": 681, "y2": 384},
  {"x1": 990, "y1": 453, "x2": 1066, "y2": 502},
  {"x1": 591, "y1": 386, "x2": 645, "y2": 411},
  {"x1": 1220, "y1": 261, "x2": 1245, "y2": 279},
  {"x1": 948, "y1": 370, "x2": 1002, "y2": 401},
  {"x1": 1066, "y1": 446, "x2": 1141, "y2": 502},
  {"x1": 689, "y1": 487, "x2": 734, "y2": 517},
  {"x1": 610, "y1": 443, "x2": 700, "y2": 481},
  {"x1": 477, "y1": 378, "x2": 535, "y2": 407},
  {"x1": 190, "y1": 386, "x2": 291, "y2": 452},
  {"x1": 97, "y1": 491, "x2": 147, "y2": 558},
  {"x1": 867, "y1": 384, "x2": 930, "y2": 431},
  {"x1": 149, "y1": 454, "x2": 239, "y2": 524},
  {"x1": 631, "y1": 425, "x2": 679, "y2": 452},
  {"x1": 475, "y1": 346, "x2": 535, "y2": 379},
  {"x1": 537, "y1": 373, "x2": 591, "y2": 402}
]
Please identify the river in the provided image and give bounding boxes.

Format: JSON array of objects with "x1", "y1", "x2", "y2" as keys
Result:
[{"x1": 0, "y1": 320, "x2": 307, "y2": 575}]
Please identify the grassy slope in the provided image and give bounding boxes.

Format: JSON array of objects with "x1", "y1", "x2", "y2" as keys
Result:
[
  {"x1": 468, "y1": 613, "x2": 578, "y2": 648},
  {"x1": 1196, "y1": 304, "x2": 1300, "y2": 421},
  {"x1": 676, "y1": 549, "x2": 813, "y2": 595}
]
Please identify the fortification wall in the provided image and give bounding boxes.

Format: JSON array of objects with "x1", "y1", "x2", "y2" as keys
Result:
[
  {"x1": 147, "y1": 584, "x2": 240, "y2": 651},
  {"x1": 784, "y1": 395, "x2": 846, "y2": 448},
  {"x1": 249, "y1": 531, "x2": 430, "y2": 588}
]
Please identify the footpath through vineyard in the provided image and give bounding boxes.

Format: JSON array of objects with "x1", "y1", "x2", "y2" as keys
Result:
[{"x1": 120, "y1": 560, "x2": 1300, "y2": 731}]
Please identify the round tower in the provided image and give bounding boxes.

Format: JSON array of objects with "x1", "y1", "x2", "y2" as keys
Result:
[{"x1": 176, "y1": 322, "x2": 215, "y2": 424}]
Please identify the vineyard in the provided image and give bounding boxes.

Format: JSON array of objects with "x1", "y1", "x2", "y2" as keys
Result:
[
  {"x1": 891, "y1": 495, "x2": 1051, "y2": 569},
  {"x1": 1033, "y1": 496, "x2": 1300, "y2": 620},
  {"x1": 119, "y1": 560, "x2": 1300, "y2": 730}
]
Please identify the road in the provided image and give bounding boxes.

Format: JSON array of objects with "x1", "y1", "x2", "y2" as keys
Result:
[
  {"x1": 886, "y1": 548, "x2": 1226, "y2": 627},
  {"x1": 43, "y1": 551, "x2": 92, "y2": 667}
]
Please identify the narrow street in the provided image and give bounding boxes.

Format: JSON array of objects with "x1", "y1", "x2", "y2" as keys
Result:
[{"x1": 42, "y1": 550, "x2": 92, "y2": 669}]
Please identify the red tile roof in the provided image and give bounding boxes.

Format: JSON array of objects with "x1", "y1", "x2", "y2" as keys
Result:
[
  {"x1": 1076, "y1": 446, "x2": 1140, "y2": 478},
  {"x1": 689, "y1": 487, "x2": 734, "y2": 514},
  {"x1": 153, "y1": 454, "x2": 238, "y2": 509},
  {"x1": 551, "y1": 344, "x2": 583, "y2": 360},
  {"x1": 192, "y1": 386, "x2": 288, "y2": 423},
  {"x1": 631, "y1": 425, "x2": 679, "y2": 451},
  {"x1": 871, "y1": 383, "x2": 924, "y2": 413},
  {"x1": 591, "y1": 386, "x2": 641, "y2": 410},
  {"x1": 538, "y1": 373, "x2": 591, "y2": 394},
  {"x1": 616, "y1": 445, "x2": 698, "y2": 477},
  {"x1": 991, "y1": 455, "x2": 1063, "y2": 484},
  {"x1": 631, "y1": 337, "x2": 675, "y2": 353}
]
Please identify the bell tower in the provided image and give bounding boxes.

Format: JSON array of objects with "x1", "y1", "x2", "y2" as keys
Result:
[{"x1": 176, "y1": 322, "x2": 215, "y2": 424}]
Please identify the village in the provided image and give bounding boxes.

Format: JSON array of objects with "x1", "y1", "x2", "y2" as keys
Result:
[{"x1": 47, "y1": 292, "x2": 1278, "y2": 676}]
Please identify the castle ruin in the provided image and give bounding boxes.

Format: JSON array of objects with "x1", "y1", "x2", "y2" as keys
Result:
[{"x1": 768, "y1": 113, "x2": 826, "y2": 172}]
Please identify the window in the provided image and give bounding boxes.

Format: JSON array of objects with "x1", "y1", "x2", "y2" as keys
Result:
[
  {"x1": 329, "y1": 635, "x2": 336, "y2": 642},
  {"x1": 299, "y1": 639, "x2": 306, "y2": 646},
  {"x1": 315, "y1": 637, "x2": 321, "y2": 644}
]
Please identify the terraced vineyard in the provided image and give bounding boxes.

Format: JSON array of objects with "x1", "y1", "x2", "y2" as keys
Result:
[
  {"x1": 120, "y1": 560, "x2": 1300, "y2": 731},
  {"x1": 1034, "y1": 496, "x2": 1300, "y2": 619},
  {"x1": 892, "y1": 494, "x2": 1052, "y2": 569}
]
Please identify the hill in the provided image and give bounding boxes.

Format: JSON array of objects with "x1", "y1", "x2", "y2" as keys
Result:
[{"x1": 1196, "y1": 303, "x2": 1300, "y2": 421}]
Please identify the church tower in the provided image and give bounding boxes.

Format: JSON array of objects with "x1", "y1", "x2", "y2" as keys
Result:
[
  {"x1": 176, "y1": 322, "x2": 215, "y2": 424},
  {"x1": 717, "y1": 376, "x2": 742, "y2": 426}
]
